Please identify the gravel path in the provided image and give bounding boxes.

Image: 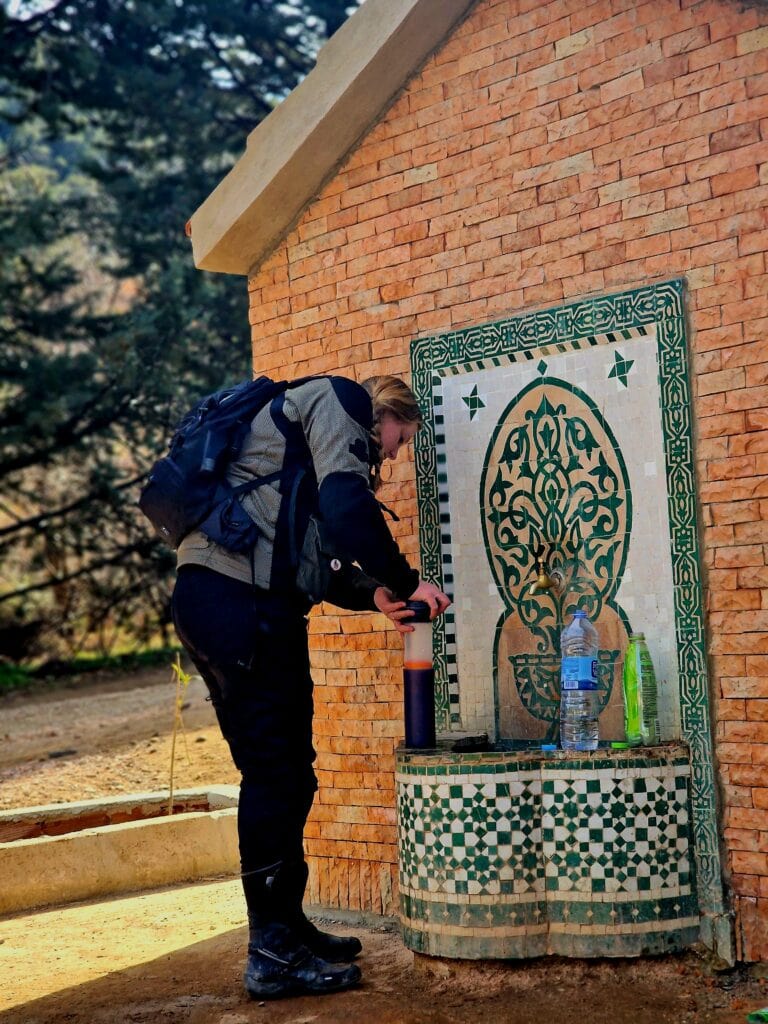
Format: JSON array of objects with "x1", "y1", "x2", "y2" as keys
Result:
[{"x1": 0, "y1": 669, "x2": 238, "y2": 810}]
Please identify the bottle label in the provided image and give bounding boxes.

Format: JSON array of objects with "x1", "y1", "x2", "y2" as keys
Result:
[{"x1": 561, "y1": 656, "x2": 598, "y2": 690}]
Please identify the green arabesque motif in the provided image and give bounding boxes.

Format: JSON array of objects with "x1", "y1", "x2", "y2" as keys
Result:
[{"x1": 479, "y1": 376, "x2": 631, "y2": 733}]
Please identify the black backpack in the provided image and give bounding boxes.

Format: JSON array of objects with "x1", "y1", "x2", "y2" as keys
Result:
[{"x1": 138, "y1": 376, "x2": 309, "y2": 552}]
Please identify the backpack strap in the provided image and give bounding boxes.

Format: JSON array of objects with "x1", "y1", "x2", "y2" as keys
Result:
[
  {"x1": 268, "y1": 389, "x2": 316, "y2": 578},
  {"x1": 377, "y1": 499, "x2": 400, "y2": 522},
  {"x1": 230, "y1": 469, "x2": 284, "y2": 496}
]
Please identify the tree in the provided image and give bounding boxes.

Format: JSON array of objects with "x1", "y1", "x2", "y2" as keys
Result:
[{"x1": 0, "y1": 0, "x2": 358, "y2": 663}]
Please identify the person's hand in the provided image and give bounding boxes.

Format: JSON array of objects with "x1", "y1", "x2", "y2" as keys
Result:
[
  {"x1": 408, "y1": 579, "x2": 451, "y2": 620},
  {"x1": 374, "y1": 587, "x2": 417, "y2": 633}
]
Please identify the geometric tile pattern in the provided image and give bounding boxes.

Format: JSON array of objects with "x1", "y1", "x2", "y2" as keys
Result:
[
  {"x1": 398, "y1": 772, "x2": 543, "y2": 896},
  {"x1": 419, "y1": 325, "x2": 651, "y2": 730},
  {"x1": 542, "y1": 767, "x2": 693, "y2": 896},
  {"x1": 397, "y1": 747, "x2": 699, "y2": 959},
  {"x1": 409, "y1": 280, "x2": 728, "y2": 958}
]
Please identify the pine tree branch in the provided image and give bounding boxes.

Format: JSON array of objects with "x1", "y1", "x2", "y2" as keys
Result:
[
  {"x1": 0, "y1": 539, "x2": 157, "y2": 604},
  {"x1": 0, "y1": 472, "x2": 147, "y2": 541},
  {"x1": 0, "y1": 386, "x2": 132, "y2": 477}
]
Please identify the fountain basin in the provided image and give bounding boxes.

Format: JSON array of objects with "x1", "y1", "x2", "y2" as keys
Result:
[{"x1": 396, "y1": 745, "x2": 699, "y2": 959}]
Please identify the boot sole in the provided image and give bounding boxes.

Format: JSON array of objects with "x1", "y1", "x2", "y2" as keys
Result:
[{"x1": 244, "y1": 970, "x2": 361, "y2": 1000}]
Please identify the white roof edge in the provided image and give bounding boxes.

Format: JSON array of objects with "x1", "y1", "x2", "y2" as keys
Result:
[{"x1": 189, "y1": 0, "x2": 477, "y2": 276}]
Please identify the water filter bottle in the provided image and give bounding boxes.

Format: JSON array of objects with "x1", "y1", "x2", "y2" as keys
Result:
[
  {"x1": 559, "y1": 610, "x2": 600, "y2": 752},
  {"x1": 403, "y1": 600, "x2": 436, "y2": 749},
  {"x1": 622, "y1": 633, "x2": 660, "y2": 745}
]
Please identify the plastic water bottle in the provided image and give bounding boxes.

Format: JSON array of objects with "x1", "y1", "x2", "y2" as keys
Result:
[
  {"x1": 622, "y1": 633, "x2": 660, "y2": 745},
  {"x1": 559, "y1": 610, "x2": 600, "y2": 752}
]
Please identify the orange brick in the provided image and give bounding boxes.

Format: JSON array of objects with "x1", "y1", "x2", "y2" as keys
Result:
[
  {"x1": 722, "y1": 676, "x2": 768, "y2": 699},
  {"x1": 733, "y1": 851, "x2": 768, "y2": 874},
  {"x1": 732, "y1": 874, "x2": 762, "y2": 898},
  {"x1": 740, "y1": 229, "x2": 768, "y2": 257},
  {"x1": 735, "y1": 896, "x2": 768, "y2": 962},
  {"x1": 731, "y1": 430, "x2": 768, "y2": 457},
  {"x1": 711, "y1": 165, "x2": 761, "y2": 196},
  {"x1": 643, "y1": 54, "x2": 689, "y2": 87},
  {"x1": 748, "y1": 702, "x2": 768, "y2": 722},
  {"x1": 689, "y1": 37, "x2": 738, "y2": 72},
  {"x1": 711, "y1": 121, "x2": 762, "y2": 154},
  {"x1": 699, "y1": 366, "x2": 747, "y2": 396}
]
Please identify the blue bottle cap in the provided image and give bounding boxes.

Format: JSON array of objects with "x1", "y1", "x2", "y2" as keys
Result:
[{"x1": 541, "y1": 744, "x2": 557, "y2": 751}]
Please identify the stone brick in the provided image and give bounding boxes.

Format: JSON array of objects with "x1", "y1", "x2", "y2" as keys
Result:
[
  {"x1": 748, "y1": 702, "x2": 768, "y2": 723},
  {"x1": 688, "y1": 37, "x2": 738, "y2": 73},
  {"x1": 736, "y1": 896, "x2": 768, "y2": 962},
  {"x1": 740, "y1": 230, "x2": 768, "y2": 257},
  {"x1": 722, "y1": 676, "x2": 768, "y2": 699},
  {"x1": 626, "y1": 233, "x2": 672, "y2": 259},
  {"x1": 708, "y1": 454, "x2": 759, "y2": 482},
  {"x1": 731, "y1": 430, "x2": 768, "y2": 457},
  {"x1": 711, "y1": 166, "x2": 761, "y2": 196},
  {"x1": 733, "y1": 851, "x2": 768, "y2": 875},
  {"x1": 710, "y1": 122, "x2": 762, "y2": 155},
  {"x1": 644, "y1": 54, "x2": 690, "y2": 87},
  {"x1": 698, "y1": 367, "x2": 747, "y2": 396},
  {"x1": 737, "y1": 27, "x2": 768, "y2": 56}
]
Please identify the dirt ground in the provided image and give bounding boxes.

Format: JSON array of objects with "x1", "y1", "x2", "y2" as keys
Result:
[{"x1": 1, "y1": 667, "x2": 767, "y2": 1024}]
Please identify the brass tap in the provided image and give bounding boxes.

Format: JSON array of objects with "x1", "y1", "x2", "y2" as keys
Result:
[{"x1": 528, "y1": 558, "x2": 564, "y2": 596}]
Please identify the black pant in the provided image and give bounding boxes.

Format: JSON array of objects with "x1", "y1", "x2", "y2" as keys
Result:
[{"x1": 171, "y1": 566, "x2": 317, "y2": 880}]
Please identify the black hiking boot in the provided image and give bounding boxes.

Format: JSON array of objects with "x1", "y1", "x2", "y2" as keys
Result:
[
  {"x1": 244, "y1": 922, "x2": 361, "y2": 1000},
  {"x1": 296, "y1": 917, "x2": 363, "y2": 963},
  {"x1": 282, "y1": 859, "x2": 363, "y2": 963}
]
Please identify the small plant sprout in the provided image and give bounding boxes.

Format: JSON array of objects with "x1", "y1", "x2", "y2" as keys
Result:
[{"x1": 168, "y1": 653, "x2": 193, "y2": 816}]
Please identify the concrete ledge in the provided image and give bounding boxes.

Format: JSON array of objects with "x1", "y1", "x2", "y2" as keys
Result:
[
  {"x1": 189, "y1": 0, "x2": 477, "y2": 276},
  {"x1": 0, "y1": 787, "x2": 239, "y2": 915}
]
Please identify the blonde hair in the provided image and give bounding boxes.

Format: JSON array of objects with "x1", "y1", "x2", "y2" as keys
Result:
[
  {"x1": 361, "y1": 375, "x2": 422, "y2": 491},
  {"x1": 362, "y1": 375, "x2": 423, "y2": 428}
]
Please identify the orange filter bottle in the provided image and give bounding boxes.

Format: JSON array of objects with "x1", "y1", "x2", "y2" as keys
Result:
[{"x1": 403, "y1": 600, "x2": 436, "y2": 749}]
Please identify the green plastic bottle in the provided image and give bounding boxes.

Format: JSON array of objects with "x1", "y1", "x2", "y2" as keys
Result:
[{"x1": 622, "y1": 633, "x2": 660, "y2": 746}]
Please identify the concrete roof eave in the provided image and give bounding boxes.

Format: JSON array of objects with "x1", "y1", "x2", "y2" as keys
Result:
[{"x1": 188, "y1": 0, "x2": 477, "y2": 277}]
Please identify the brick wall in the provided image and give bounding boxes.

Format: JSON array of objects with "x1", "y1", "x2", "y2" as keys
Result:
[{"x1": 246, "y1": 0, "x2": 768, "y2": 956}]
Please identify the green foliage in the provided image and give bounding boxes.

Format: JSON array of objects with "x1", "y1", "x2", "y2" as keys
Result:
[
  {"x1": 0, "y1": 662, "x2": 33, "y2": 693},
  {"x1": 0, "y1": 644, "x2": 181, "y2": 693},
  {"x1": 0, "y1": 0, "x2": 358, "y2": 663},
  {"x1": 33, "y1": 645, "x2": 183, "y2": 678}
]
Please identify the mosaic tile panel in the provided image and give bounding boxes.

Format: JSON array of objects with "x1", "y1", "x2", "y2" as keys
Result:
[
  {"x1": 409, "y1": 280, "x2": 728, "y2": 958},
  {"x1": 429, "y1": 330, "x2": 670, "y2": 743},
  {"x1": 398, "y1": 771, "x2": 543, "y2": 896},
  {"x1": 397, "y1": 748, "x2": 700, "y2": 959}
]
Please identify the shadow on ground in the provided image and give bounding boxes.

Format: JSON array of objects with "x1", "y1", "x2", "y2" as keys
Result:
[{"x1": 0, "y1": 878, "x2": 765, "y2": 1024}]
